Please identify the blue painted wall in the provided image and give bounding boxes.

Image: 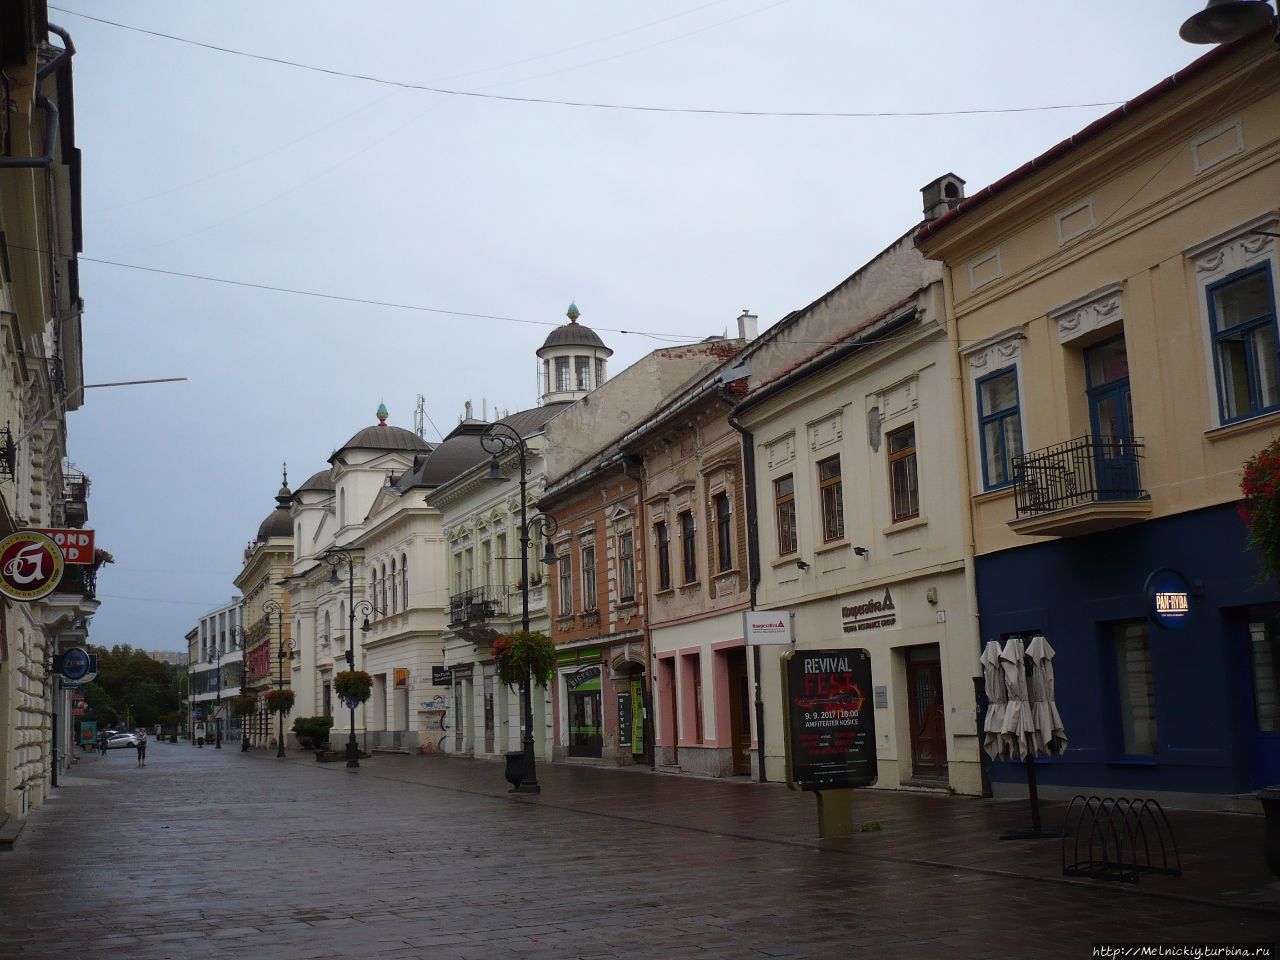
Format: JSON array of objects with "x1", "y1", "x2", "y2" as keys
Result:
[{"x1": 976, "y1": 502, "x2": 1276, "y2": 794}]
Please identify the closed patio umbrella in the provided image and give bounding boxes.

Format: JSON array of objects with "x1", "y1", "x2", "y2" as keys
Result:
[
  {"x1": 998, "y1": 634, "x2": 1059, "y2": 841},
  {"x1": 981, "y1": 641, "x2": 1008, "y2": 760},
  {"x1": 998, "y1": 636, "x2": 1033, "y2": 761},
  {"x1": 1027, "y1": 635, "x2": 1067, "y2": 757}
]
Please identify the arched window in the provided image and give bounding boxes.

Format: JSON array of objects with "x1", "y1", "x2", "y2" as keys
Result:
[
  {"x1": 390, "y1": 558, "x2": 397, "y2": 614},
  {"x1": 380, "y1": 563, "x2": 388, "y2": 615},
  {"x1": 339, "y1": 601, "x2": 345, "y2": 640},
  {"x1": 295, "y1": 524, "x2": 301, "y2": 558},
  {"x1": 323, "y1": 610, "x2": 331, "y2": 644},
  {"x1": 401, "y1": 553, "x2": 408, "y2": 609},
  {"x1": 339, "y1": 487, "x2": 347, "y2": 527}
]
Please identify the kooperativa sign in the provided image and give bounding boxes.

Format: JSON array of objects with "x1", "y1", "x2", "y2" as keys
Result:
[
  {"x1": 841, "y1": 587, "x2": 898, "y2": 634},
  {"x1": 0, "y1": 530, "x2": 64, "y2": 602}
]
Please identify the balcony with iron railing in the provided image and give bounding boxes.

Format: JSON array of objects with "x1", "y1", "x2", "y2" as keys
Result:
[
  {"x1": 448, "y1": 585, "x2": 510, "y2": 627},
  {"x1": 1008, "y1": 435, "x2": 1152, "y2": 537}
]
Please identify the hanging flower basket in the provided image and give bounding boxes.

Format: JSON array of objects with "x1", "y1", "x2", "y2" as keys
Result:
[
  {"x1": 334, "y1": 670, "x2": 373, "y2": 704},
  {"x1": 265, "y1": 688, "x2": 295, "y2": 716},
  {"x1": 230, "y1": 696, "x2": 257, "y2": 719},
  {"x1": 1241, "y1": 437, "x2": 1280, "y2": 582},
  {"x1": 493, "y1": 631, "x2": 556, "y2": 687}
]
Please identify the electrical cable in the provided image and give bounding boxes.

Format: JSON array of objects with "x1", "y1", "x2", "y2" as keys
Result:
[{"x1": 48, "y1": 6, "x2": 1124, "y2": 119}]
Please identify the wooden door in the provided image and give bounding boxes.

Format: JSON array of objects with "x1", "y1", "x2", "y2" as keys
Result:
[
  {"x1": 907, "y1": 658, "x2": 947, "y2": 780},
  {"x1": 727, "y1": 649, "x2": 751, "y2": 775}
]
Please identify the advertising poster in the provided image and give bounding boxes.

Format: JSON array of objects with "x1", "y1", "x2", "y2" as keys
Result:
[{"x1": 782, "y1": 647, "x2": 878, "y2": 791}]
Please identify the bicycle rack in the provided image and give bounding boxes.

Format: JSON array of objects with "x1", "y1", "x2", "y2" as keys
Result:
[{"x1": 1061, "y1": 795, "x2": 1182, "y2": 883}]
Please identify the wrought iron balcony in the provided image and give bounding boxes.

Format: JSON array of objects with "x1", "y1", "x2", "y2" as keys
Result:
[
  {"x1": 448, "y1": 585, "x2": 507, "y2": 626},
  {"x1": 53, "y1": 565, "x2": 97, "y2": 600},
  {"x1": 1009, "y1": 435, "x2": 1152, "y2": 537}
]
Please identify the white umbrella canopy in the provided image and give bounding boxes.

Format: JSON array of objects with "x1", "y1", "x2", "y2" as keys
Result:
[
  {"x1": 998, "y1": 636, "x2": 1034, "y2": 760},
  {"x1": 981, "y1": 640, "x2": 1008, "y2": 760},
  {"x1": 1026, "y1": 635, "x2": 1068, "y2": 756}
]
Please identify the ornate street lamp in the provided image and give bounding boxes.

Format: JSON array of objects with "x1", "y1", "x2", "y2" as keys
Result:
[
  {"x1": 481, "y1": 422, "x2": 559, "y2": 794},
  {"x1": 208, "y1": 643, "x2": 223, "y2": 749},
  {"x1": 230, "y1": 625, "x2": 251, "y2": 751},
  {"x1": 1179, "y1": 0, "x2": 1275, "y2": 44},
  {"x1": 263, "y1": 599, "x2": 292, "y2": 758},
  {"x1": 322, "y1": 547, "x2": 361, "y2": 768}
]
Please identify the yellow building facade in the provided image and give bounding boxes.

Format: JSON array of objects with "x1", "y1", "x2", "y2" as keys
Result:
[{"x1": 917, "y1": 33, "x2": 1280, "y2": 801}]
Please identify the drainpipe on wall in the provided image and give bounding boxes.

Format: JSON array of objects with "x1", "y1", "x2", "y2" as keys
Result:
[
  {"x1": 940, "y1": 266, "x2": 991, "y2": 799},
  {"x1": 726, "y1": 394, "x2": 766, "y2": 783},
  {"x1": 0, "y1": 25, "x2": 73, "y2": 169},
  {"x1": 621, "y1": 453, "x2": 657, "y2": 771}
]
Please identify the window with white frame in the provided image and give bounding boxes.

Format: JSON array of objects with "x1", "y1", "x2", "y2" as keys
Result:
[
  {"x1": 1209, "y1": 265, "x2": 1279, "y2": 423},
  {"x1": 619, "y1": 532, "x2": 635, "y2": 602},
  {"x1": 976, "y1": 367, "x2": 1022, "y2": 489},
  {"x1": 582, "y1": 544, "x2": 597, "y2": 610},
  {"x1": 558, "y1": 549, "x2": 573, "y2": 616}
]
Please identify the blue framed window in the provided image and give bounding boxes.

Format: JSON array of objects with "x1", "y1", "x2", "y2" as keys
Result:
[
  {"x1": 976, "y1": 367, "x2": 1022, "y2": 489},
  {"x1": 1209, "y1": 264, "x2": 1279, "y2": 424}
]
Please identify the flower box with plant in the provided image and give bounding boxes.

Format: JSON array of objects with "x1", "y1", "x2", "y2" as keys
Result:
[
  {"x1": 291, "y1": 715, "x2": 334, "y2": 750},
  {"x1": 265, "y1": 688, "x2": 295, "y2": 716},
  {"x1": 1241, "y1": 437, "x2": 1280, "y2": 582},
  {"x1": 230, "y1": 695, "x2": 257, "y2": 719},
  {"x1": 492, "y1": 630, "x2": 556, "y2": 687},
  {"x1": 334, "y1": 670, "x2": 373, "y2": 705}
]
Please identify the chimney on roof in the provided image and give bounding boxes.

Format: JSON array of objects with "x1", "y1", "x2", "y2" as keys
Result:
[
  {"x1": 464, "y1": 399, "x2": 473, "y2": 421},
  {"x1": 921, "y1": 173, "x2": 966, "y2": 222},
  {"x1": 737, "y1": 310, "x2": 758, "y2": 341}
]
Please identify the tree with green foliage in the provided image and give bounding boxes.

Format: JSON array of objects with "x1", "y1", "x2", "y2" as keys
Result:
[{"x1": 81, "y1": 645, "x2": 182, "y2": 729}]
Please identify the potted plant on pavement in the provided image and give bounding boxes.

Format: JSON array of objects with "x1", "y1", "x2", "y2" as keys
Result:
[{"x1": 291, "y1": 715, "x2": 333, "y2": 751}]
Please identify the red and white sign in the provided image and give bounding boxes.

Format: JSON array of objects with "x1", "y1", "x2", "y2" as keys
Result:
[
  {"x1": 744, "y1": 610, "x2": 794, "y2": 646},
  {"x1": 34, "y1": 528, "x2": 94, "y2": 565},
  {"x1": 0, "y1": 531, "x2": 64, "y2": 602}
]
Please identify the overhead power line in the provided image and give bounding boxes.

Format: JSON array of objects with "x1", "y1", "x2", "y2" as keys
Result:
[{"x1": 50, "y1": 6, "x2": 1124, "y2": 119}]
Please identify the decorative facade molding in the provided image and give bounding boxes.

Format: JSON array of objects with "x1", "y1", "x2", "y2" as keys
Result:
[
  {"x1": 1191, "y1": 117, "x2": 1244, "y2": 174},
  {"x1": 964, "y1": 330, "x2": 1025, "y2": 371},
  {"x1": 1049, "y1": 282, "x2": 1125, "y2": 344},
  {"x1": 968, "y1": 248, "x2": 1003, "y2": 291},
  {"x1": 764, "y1": 432, "x2": 795, "y2": 471},
  {"x1": 806, "y1": 411, "x2": 843, "y2": 452},
  {"x1": 1055, "y1": 197, "x2": 1096, "y2": 246}
]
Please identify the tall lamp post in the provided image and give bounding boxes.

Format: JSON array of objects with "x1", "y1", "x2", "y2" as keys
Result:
[
  {"x1": 263, "y1": 599, "x2": 291, "y2": 758},
  {"x1": 482, "y1": 422, "x2": 559, "y2": 794},
  {"x1": 322, "y1": 547, "x2": 361, "y2": 768},
  {"x1": 230, "y1": 625, "x2": 251, "y2": 751},
  {"x1": 209, "y1": 644, "x2": 223, "y2": 749}
]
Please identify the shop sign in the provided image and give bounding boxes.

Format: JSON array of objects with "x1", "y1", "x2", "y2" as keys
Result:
[
  {"x1": 566, "y1": 665, "x2": 601, "y2": 692},
  {"x1": 451, "y1": 663, "x2": 474, "y2": 680},
  {"x1": 744, "y1": 611, "x2": 794, "y2": 646},
  {"x1": 56, "y1": 647, "x2": 94, "y2": 682},
  {"x1": 1145, "y1": 568, "x2": 1192, "y2": 630},
  {"x1": 33, "y1": 528, "x2": 94, "y2": 564},
  {"x1": 617, "y1": 691, "x2": 632, "y2": 747},
  {"x1": 72, "y1": 695, "x2": 87, "y2": 716},
  {"x1": 393, "y1": 667, "x2": 410, "y2": 689},
  {"x1": 840, "y1": 587, "x2": 898, "y2": 634},
  {"x1": 0, "y1": 530, "x2": 64, "y2": 602},
  {"x1": 782, "y1": 648, "x2": 878, "y2": 791},
  {"x1": 432, "y1": 666, "x2": 453, "y2": 686}
]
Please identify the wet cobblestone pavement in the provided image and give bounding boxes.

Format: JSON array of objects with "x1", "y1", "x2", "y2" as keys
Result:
[{"x1": 2, "y1": 742, "x2": 1276, "y2": 959}]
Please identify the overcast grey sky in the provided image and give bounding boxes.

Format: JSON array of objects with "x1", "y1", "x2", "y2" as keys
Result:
[{"x1": 54, "y1": 1, "x2": 1213, "y2": 653}]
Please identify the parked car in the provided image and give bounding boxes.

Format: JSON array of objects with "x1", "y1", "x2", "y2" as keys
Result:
[{"x1": 106, "y1": 732, "x2": 139, "y2": 749}]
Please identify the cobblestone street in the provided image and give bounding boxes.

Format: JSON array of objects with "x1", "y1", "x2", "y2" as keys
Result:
[{"x1": 1, "y1": 744, "x2": 1275, "y2": 959}]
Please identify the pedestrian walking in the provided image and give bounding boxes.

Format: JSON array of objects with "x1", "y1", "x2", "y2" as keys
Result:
[
  {"x1": 98, "y1": 732, "x2": 108, "y2": 756},
  {"x1": 135, "y1": 729, "x2": 147, "y2": 767}
]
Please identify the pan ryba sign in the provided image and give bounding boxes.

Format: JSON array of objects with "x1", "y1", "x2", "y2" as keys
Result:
[{"x1": 0, "y1": 531, "x2": 65, "y2": 601}]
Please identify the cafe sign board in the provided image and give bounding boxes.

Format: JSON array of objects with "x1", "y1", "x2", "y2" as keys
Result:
[
  {"x1": 1145, "y1": 568, "x2": 1192, "y2": 630},
  {"x1": 33, "y1": 528, "x2": 94, "y2": 565},
  {"x1": 0, "y1": 530, "x2": 64, "y2": 602},
  {"x1": 782, "y1": 647, "x2": 878, "y2": 791}
]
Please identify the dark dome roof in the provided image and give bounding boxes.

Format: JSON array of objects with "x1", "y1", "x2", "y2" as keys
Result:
[
  {"x1": 295, "y1": 468, "x2": 334, "y2": 495},
  {"x1": 538, "y1": 321, "x2": 612, "y2": 356},
  {"x1": 256, "y1": 507, "x2": 292, "y2": 542},
  {"x1": 335, "y1": 424, "x2": 431, "y2": 458}
]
